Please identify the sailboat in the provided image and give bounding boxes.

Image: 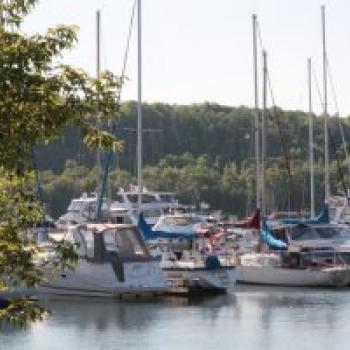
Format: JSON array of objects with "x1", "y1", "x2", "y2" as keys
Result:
[
  {"x1": 236, "y1": 8, "x2": 350, "y2": 287},
  {"x1": 237, "y1": 218, "x2": 350, "y2": 287},
  {"x1": 138, "y1": 214, "x2": 238, "y2": 294},
  {"x1": 35, "y1": 4, "x2": 170, "y2": 298}
]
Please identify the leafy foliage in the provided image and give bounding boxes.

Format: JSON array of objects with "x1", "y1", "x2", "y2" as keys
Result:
[{"x1": 0, "y1": 0, "x2": 122, "y2": 325}]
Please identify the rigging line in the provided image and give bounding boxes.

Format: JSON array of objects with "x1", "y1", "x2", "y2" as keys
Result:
[
  {"x1": 266, "y1": 70, "x2": 295, "y2": 210},
  {"x1": 311, "y1": 65, "x2": 323, "y2": 109},
  {"x1": 326, "y1": 57, "x2": 350, "y2": 178},
  {"x1": 256, "y1": 19, "x2": 293, "y2": 210},
  {"x1": 312, "y1": 67, "x2": 349, "y2": 196},
  {"x1": 329, "y1": 125, "x2": 348, "y2": 197},
  {"x1": 118, "y1": 0, "x2": 137, "y2": 99},
  {"x1": 96, "y1": 0, "x2": 137, "y2": 219},
  {"x1": 326, "y1": 58, "x2": 339, "y2": 112}
]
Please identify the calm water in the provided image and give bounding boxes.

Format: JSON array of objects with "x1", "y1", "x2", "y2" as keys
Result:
[{"x1": 2, "y1": 286, "x2": 350, "y2": 350}]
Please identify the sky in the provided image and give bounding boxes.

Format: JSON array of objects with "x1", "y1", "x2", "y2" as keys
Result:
[{"x1": 22, "y1": 0, "x2": 350, "y2": 115}]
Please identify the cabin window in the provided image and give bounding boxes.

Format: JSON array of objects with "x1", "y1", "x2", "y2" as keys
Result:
[
  {"x1": 272, "y1": 228, "x2": 288, "y2": 243},
  {"x1": 316, "y1": 227, "x2": 350, "y2": 239},
  {"x1": 84, "y1": 230, "x2": 95, "y2": 258},
  {"x1": 114, "y1": 228, "x2": 149, "y2": 259},
  {"x1": 104, "y1": 230, "x2": 117, "y2": 252},
  {"x1": 159, "y1": 194, "x2": 176, "y2": 203},
  {"x1": 142, "y1": 194, "x2": 158, "y2": 203},
  {"x1": 144, "y1": 209, "x2": 162, "y2": 217},
  {"x1": 113, "y1": 194, "x2": 124, "y2": 203},
  {"x1": 292, "y1": 225, "x2": 350, "y2": 241},
  {"x1": 71, "y1": 229, "x2": 87, "y2": 257},
  {"x1": 162, "y1": 216, "x2": 202, "y2": 226},
  {"x1": 293, "y1": 227, "x2": 319, "y2": 240}
]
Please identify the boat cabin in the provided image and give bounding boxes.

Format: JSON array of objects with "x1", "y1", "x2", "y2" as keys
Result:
[
  {"x1": 64, "y1": 224, "x2": 151, "y2": 281},
  {"x1": 270, "y1": 224, "x2": 350, "y2": 266}
]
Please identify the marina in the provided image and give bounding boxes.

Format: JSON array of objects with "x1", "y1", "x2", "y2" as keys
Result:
[{"x1": 4, "y1": 0, "x2": 350, "y2": 349}]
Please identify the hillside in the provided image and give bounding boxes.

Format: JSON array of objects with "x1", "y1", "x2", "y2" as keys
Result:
[{"x1": 36, "y1": 102, "x2": 350, "y2": 218}]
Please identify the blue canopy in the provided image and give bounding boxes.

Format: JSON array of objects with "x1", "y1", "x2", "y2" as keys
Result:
[
  {"x1": 260, "y1": 219, "x2": 288, "y2": 250},
  {"x1": 282, "y1": 205, "x2": 330, "y2": 225},
  {"x1": 137, "y1": 213, "x2": 195, "y2": 240}
]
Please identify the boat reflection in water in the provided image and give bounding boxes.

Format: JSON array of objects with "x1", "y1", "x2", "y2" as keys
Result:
[{"x1": 2, "y1": 287, "x2": 350, "y2": 350}]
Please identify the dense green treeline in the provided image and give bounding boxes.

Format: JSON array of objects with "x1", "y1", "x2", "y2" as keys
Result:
[
  {"x1": 41, "y1": 153, "x2": 345, "y2": 219},
  {"x1": 37, "y1": 102, "x2": 350, "y2": 218},
  {"x1": 36, "y1": 101, "x2": 350, "y2": 173}
]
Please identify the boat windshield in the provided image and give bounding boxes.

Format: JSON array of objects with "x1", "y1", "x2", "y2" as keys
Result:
[
  {"x1": 162, "y1": 216, "x2": 203, "y2": 226},
  {"x1": 292, "y1": 226, "x2": 350, "y2": 241},
  {"x1": 68, "y1": 200, "x2": 95, "y2": 212},
  {"x1": 143, "y1": 208, "x2": 162, "y2": 217},
  {"x1": 127, "y1": 194, "x2": 159, "y2": 204},
  {"x1": 103, "y1": 227, "x2": 149, "y2": 260},
  {"x1": 158, "y1": 194, "x2": 176, "y2": 203}
]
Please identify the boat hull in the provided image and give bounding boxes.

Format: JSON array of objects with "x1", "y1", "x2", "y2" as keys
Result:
[
  {"x1": 38, "y1": 260, "x2": 168, "y2": 298},
  {"x1": 163, "y1": 267, "x2": 237, "y2": 293},
  {"x1": 237, "y1": 265, "x2": 350, "y2": 287}
]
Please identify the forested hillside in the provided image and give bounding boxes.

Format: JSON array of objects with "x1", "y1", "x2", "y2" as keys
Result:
[{"x1": 36, "y1": 102, "x2": 350, "y2": 218}]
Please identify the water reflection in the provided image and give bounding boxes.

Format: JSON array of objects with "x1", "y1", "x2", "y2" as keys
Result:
[{"x1": 1, "y1": 288, "x2": 350, "y2": 350}]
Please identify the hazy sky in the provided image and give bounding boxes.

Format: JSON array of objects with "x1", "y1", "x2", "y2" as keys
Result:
[{"x1": 23, "y1": 0, "x2": 350, "y2": 115}]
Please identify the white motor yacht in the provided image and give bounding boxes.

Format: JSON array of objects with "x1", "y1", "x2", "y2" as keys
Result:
[
  {"x1": 56, "y1": 187, "x2": 180, "y2": 228},
  {"x1": 56, "y1": 193, "x2": 103, "y2": 228},
  {"x1": 38, "y1": 223, "x2": 168, "y2": 298},
  {"x1": 111, "y1": 187, "x2": 180, "y2": 226}
]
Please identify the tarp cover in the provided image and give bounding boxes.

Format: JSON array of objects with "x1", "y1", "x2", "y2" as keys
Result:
[
  {"x1": 234, "y1": 210, "x2": 260, "y2": 230},
  {"x1": 260, "y1": 220, "x2": 288, "y2": 250},
  {"x1": 138, "y1": 213, "x2": 195, "y2": 240},
  {"x1": 282, "y1": 205, "x2": 329, "y2": 225}
]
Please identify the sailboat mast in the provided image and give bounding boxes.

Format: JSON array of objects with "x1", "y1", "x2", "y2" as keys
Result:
[
  {"x1": 96, "y1": 10, "x2": 101, "y2": 78},
  {"x1": 137, "y1": 0, "x2": 143, "y2": 211},
  {"x1": 261, "y1": 50, "x2": 267, "y2": 216},
  {"x1": 252, "y1": 14, "x2": 261, "y2": 210},
  {"x1": 308, "y1": 58, "x2": 315, "y2": 218},
  {"x1": 96, "y1": 10, "x2": 102, "y2": 187},
  {"x1": 322, "y1": 5, "x2": 330, "y2": 204}
]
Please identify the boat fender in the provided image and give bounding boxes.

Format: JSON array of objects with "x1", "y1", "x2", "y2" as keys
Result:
[{"x1": 205, "y1": 255, "x2": 221, "y2": 270}]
